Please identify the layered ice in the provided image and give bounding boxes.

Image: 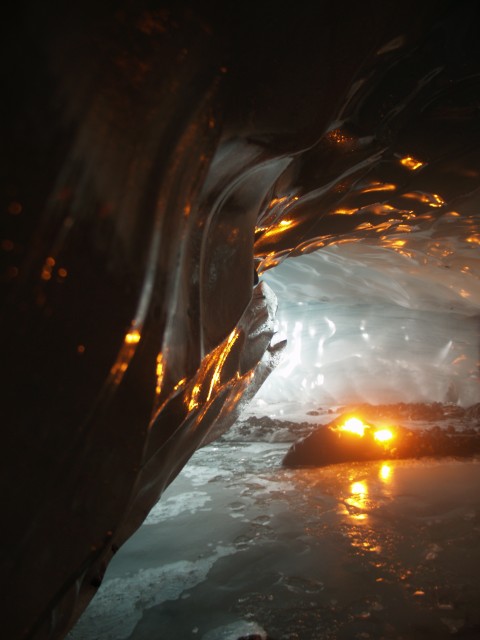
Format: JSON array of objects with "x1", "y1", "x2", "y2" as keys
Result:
[{"x1": 2, "y1": 2, "x2": 480, "y2": 638}]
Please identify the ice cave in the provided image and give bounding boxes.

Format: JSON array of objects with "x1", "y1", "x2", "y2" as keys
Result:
[{"x1": 2, "y1": 1, "x2": 480, "y2": 639}]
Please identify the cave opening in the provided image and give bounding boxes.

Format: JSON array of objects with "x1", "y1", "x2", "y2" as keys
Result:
[{"x1": 67, "y1": 231, "x2": 480, "y2": 640}]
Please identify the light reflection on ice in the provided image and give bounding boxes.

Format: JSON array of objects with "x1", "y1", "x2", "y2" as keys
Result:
[{"x1": 69, "y1": 437, "x2": 480, "y2": 639}]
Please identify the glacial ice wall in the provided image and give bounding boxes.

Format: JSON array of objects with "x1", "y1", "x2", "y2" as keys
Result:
[
  {"x1": 1, "y1": 1, "x2": 480, "y2": 639},
  {"x1": 259, "y1": 246, "x2": 479, "y2": 407}
]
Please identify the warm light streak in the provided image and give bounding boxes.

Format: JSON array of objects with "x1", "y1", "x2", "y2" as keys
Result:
[
  {"x1": 173, "y1": 377, "x2": 187, "y2": 391},
  {"x1": 125, "y1": 329, "x2": 141, "y2": 344},
  {"x1": 401, "y1": 191, "x2": 445, "y2": 207},
  {"x1": 184, "y1": 328, "x2": 241, "y2": 414},
  {"x1": 360, "y1": 182, "x2": 397, "y2": 193},
  {"x1": 429, "y1": 193, "x2": 445, "y2": 208},
  {"x1": 355, "y1": 221, "x2": 396, "y2": 233},
  {"x1": 155, "y1": 353, "x2": 164, "y2": 396},
  {"x1": 188, "y1": 383, "x2": 201, "y2": 412},
  {"x1": 256, "y1": 218, "x2": 298, "y2": 241},
  {"x1": 332, "y1": 208, "x2": 357, "y2": 215},
  {"x1": 368, "y1": 204, "x2": 397, "y2": 215},
  {"x1": 399, "y1": 155, "x2": 425, "y2": 171},
  {"x1": 379, "y1": 463, "x2": 392, "y2": 481},
  {"x1": 207, "y1": 329, "x2": 240, "y2": 401},
  {"x1": 267, "y1": 196, "x2": 289, "y2": 209}
]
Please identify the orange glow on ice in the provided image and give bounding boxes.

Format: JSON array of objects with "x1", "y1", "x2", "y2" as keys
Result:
[
  {"x1": 338, "y1": 417, "x2": 366, "y2": 437},
  {"x1": 374, "y1": 428, "x2": 394, "y2": 443},
  {"x1": 399, "y1": 155, "x2": 425, "y2": 171},
  {"x1": 125, "y1": 329, "x2": 141, "y2": 344}
]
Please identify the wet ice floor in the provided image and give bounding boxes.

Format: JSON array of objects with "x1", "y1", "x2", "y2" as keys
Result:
[{"x1": 69, "y1": 441, "x2": 480, "y2": 640}]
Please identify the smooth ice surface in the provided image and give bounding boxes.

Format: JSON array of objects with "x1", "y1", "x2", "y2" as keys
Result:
[
  {"x1": 258, "y1": 244, "x2": 479, "y2": 409},
  {"x1": 69, "y1": 417, "x2": 480, "y2": 640}
]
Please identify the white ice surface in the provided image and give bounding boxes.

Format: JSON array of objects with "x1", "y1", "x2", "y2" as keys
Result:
[{"x1": 258, "y1": 242, "x2": 479, "y2": 409}]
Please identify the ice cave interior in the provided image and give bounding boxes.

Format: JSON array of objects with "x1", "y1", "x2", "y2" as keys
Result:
[
  {"x1": 2, "y1": 1, "x2": 480, "y2": 639},
  {"x1": 258, "y1": 236, "x2": 479, "y2": 413}
]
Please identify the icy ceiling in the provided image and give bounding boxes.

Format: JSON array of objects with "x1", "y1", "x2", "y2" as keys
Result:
[
  {"x1": 1, "y1": 1, "x2": 480, "y2": 639},
  {"x1": 249, "y1": 7, "x2": 480, "y2": 409}
]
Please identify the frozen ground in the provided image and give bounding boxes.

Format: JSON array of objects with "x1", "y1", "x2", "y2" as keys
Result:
[{"x1": 68, "y1": 405, "x2": 480, "y2": 640}]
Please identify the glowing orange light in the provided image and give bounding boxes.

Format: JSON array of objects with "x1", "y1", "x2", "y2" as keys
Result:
[
  {"x1": 267, "y1": 196, "x2": 289, "y2": 209},
  {"x1": 400, "y1": 156, "x2": 425, "y2": 171},
  {"x1": 332, "y1": 208, "x2": 357, "y2": 215},
  {"x1": 125, "y1": 330, "x2": 141, "y2": 344},
  {"x1": 401, "y1": 191, "x2": 444, "y2": 207},
  {"x1": 466, "y1": 235, "x2": 480, "y2": 245},
  {"x1": 379, "y1": 463, "x2": 392, "y2": 481},
  {"x1": 360, "y1": 182, "x2": 397, "y2": 193},
  {"x1": 429, "y1": 193, "x2": 445, "y2": 208},
  {"x1": 207, "y1": 328, "x2": 239, "y2": 401},
  {"x1": 155, "y1": 353, "x2": 164, "y2": 396},
  {"x1": 339, "y1": 417, "x2": 366, "y2": 437},
  {"x1": 351, "y1": 480, "x2": 367, "y2": 495},
  {"x1": 374, "y1": 428, "x2": 394, "y2": 443},
  {"x1": 188, "y1": 383, "x2": 201, "y2": 412},
  {"x1": 173, "y1": 377, "x2": 186, "y2": 391},
  {"x1": 256, "y1": 218, "x2": 297, "y2": 241}
]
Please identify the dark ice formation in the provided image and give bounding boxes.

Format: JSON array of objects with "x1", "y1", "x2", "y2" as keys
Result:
[
  {"x1": 282, "y1": 411, "x2": 480, "y2": 468},
  {"x1": 1, "y1": 1, "x2": 480, "y2": 638}
]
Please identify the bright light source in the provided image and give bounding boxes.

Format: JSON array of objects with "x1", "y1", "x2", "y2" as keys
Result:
[
  {"x1": 340, "y1": 417, "x2": 366, "y2": 437},
  {"x1": 374, "y1": 428, "x2": 394, "y2": 443},
  {"x1": 379, "y1": 463, "x2": 392, "y2": 481}
]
